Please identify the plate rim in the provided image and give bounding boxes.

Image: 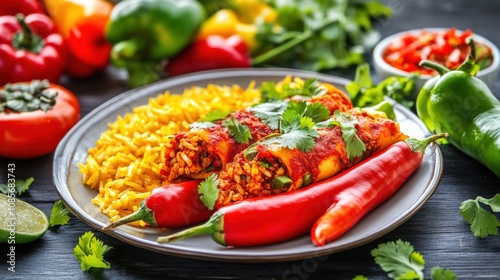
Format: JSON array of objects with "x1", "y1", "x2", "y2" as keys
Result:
[{"x1": 53, "y1": 68, "x2": 443, "y2": 262}]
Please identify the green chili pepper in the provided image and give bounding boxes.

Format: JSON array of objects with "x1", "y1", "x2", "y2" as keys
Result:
[
  {"x1": 105, "y1": 0, "x2": 205, "y2": 87},
  {"x1": 416, "y1": 37, "x2": 500, "y2": 178}
]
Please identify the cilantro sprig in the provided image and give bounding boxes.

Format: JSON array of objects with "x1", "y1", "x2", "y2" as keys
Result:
[
  {"x1": 259, "y1": 78, "x2": 327, "y2": 102},
  {"x1": 74, "y1": 231, "x2": 112, "y2": 271},
  {"x1": 371, "y1": 239, "x2": 457, "y2": 280},
  {"x1": 260, "y1": 101, "x2": 330, "y2": 152},
  {"x1": 331, "y1": 111, "x2": 367, "y2": 162},
  {"x1": 0, "y1": 177, "x2": 34, "y2": 196},
  {"x1": 198, "y1": 174, "x2": 219, "y2": 210},
  {"x1": 222, "y1": 117, "x2": 252, "y2": 144},
  {"x1": 459, "y1": 194, "x2": 500, "y2": 238},
  {"x1": 49, "y1": 200, "x2": 71, "y2": 229}
]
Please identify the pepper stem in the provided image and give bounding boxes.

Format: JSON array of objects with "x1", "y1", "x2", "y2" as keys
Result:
[
  {"x1": 13, "y1": 14, "x2": 44, "y2": 53},
  {"x1": 457, "y1": 37, "x2": 481, "y2": 76},
  {"x1": 419, "y1": 60, "x2": 450, "y2": 76},
  {"x1": 157, "y1": 211, "x2": 225, "y2": 245},
  {"x1": 405, "y1": 133, "x2": 448, "y2": 154},
  {"x1": 102, "y1": 200, "x2": 157, "y2": 230}
]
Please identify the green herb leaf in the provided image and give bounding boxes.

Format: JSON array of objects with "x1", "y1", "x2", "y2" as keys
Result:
[
  {"x1": 190, "y1": 122, "x2": 216, "y2": 130},
  {"x1": 430, "y1": 266, "x2": 458, "y2": 280},
  {"x1": 259, "y1": 78, "x2": 326, "y2": 102},
  {"x1": 74, "y1": 231, "x2": 112, "y2": 271},
  {"x1": 459, "y1": 194, "x2": 500, "y2": 238},
  {"x1": 0, "y1": 177, "x2": 34, "y2": 196},
  {"x1": 223, "y1": 117, "x2": 252, "y2": 144},
  {"x1": 198, "y1": 174, "x2": 219, "y2": 210},
  {"x1": 50, "y1": 200, "x2": 71, "y2": 228},
  {"x1": 352, "y1": 276, "x2": 368, "y2": 280},
  {"x1": 199, "y1": 109, "x2": 232, "y2": 122},
  {"x1": 371, "y1": 239, "x2": 425, "y2": 280},
  {"x1": 249, "y1": 100, "x2": 289, "y2": 130},
  {"x1": 332, "y1": 111, "x2": 366, "y2": 162}
]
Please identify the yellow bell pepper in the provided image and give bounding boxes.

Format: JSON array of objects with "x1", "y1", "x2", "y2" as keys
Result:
[{"x1": 197, "y1": 0, "x2": 277, "y2": 51}]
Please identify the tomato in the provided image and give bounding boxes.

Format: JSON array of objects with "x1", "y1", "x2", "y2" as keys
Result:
[
  {"x1": 0, "y1": 82, "x2": 80, "y2": 159},
  {"x1": 382, "y1": 28, "x2": 493, "y2": 76}
]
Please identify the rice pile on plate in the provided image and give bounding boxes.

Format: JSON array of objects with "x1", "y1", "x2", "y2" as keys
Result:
[{"x1": 78, "y1": 83, "x2": 261, "y2": 225}]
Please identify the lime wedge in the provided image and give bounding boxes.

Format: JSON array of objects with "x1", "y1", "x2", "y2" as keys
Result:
[{"x1": 0, "y1": 193, "x2": 49, "y2": 244}]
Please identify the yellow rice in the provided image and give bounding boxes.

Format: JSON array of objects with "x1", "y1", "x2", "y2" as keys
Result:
[{"x1": 78, "y1": 83, "x2": 261, "y2": 226}]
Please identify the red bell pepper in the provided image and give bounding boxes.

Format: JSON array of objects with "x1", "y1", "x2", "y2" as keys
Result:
[
  {"x1": 43, "y1": 0, "x2": 113, "y2": 77},
  {"x1": 164, "y1": 35, "x2": 252, "y2": 76},
  {"x1": 0, "y1": 0, "x2": 45, "y2": 16},
  {"x1": 0, "y1": 13, "x2": 67, "y2": 85}
]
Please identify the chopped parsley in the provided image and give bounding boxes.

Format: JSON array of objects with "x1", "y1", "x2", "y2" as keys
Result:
[
  {"x1": 222, "y1": 117, "x2": 252, "y2": 144},
  {"x1": 198, "y1": 174, "x2": 219, "y2": 210}
]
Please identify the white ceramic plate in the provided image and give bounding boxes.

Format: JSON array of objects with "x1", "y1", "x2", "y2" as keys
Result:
[{"x1": 53, "y1": 68, "x2": 443, "y2": 262}]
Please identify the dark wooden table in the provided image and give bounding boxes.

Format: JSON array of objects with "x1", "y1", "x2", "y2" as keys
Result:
[{"x1": 2, "y1": 0, "x2": 500, "y2": 279}]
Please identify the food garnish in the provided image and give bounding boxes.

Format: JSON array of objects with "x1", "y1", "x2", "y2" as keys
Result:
[
  {"x1": 74, "y1": 231, "x2": 112, "y2": 271},
  {"x1": 49, "y1": 200, "x2": 71, "y2": 229},
  {"x1": 459, "y1": 194, "x2": 500, "y2": 238}
]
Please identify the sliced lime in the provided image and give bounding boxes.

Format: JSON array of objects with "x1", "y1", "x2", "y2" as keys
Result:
[{"x1": 0, "y1": 193, "x2": 49, "y2": 244}]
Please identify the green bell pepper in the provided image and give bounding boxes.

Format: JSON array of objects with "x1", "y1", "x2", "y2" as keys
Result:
[
  {"x1": 105, "y1": 0, "x2": 205, "y2": 87},
  {"x1": 416, "y1": 38, "x2": 500, "y2": 178}
]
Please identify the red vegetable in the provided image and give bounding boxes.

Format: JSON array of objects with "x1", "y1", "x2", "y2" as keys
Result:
[
  {"x1": 0, "y1": 80, "x2": 80, "y2": 159},
  {"x1": 383, "y1": 28, "x2": 492, "y2": 75},
  {"x1": 102, "y1": 180, "x2": 215, "y2": 230},
  {"x1": 311, "y1": 133, "x2": 446, "y2": 246},
  {"x1": 157, "y1": 134, "x2": 445, "y2": 247},
  {"x1": 164, "y1": 35, "x2": 252, "y2": 76},
  {"x1": 0, "y1": 0, "x2": 46, "y2": 16},
  {"x1": 0, "y1": 13, "x2": 68, "y2": 85}
]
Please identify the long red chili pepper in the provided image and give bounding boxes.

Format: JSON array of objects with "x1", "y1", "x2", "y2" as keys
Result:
[
  {"x1": 157, "y1": 134, "x2": 446, "y2": 247},
  {"x1": 102, "y1": 180, "x2": 214, "y2": 230},
  {"x1": 311, "y1": 133, "x2": 446, "y2": 246}
]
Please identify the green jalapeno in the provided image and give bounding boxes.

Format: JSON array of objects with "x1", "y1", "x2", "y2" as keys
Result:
[{"x1": 416, "y1": 37, "x2": 500, "y2": 178}]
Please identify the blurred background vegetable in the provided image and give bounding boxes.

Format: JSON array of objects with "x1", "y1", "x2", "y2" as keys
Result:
[
  {"x1": 0, "y1": 13, "x2": 68, "y2": 85},
  {"x1": 43, "y1": 0, "x2": 113, "y2": 78},
  {"x1": 253, "y1": 0, "x2": 392, "y2": 71},
  {"x1": 0, "y1": 0, "x2": 45, "y2": 16},
  {"x1": 105, "y1": 0, "x2": 205, "y2": 87}
]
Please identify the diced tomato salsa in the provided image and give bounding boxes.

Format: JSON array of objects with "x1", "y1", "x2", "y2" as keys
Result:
[{"x1": 382, "y1": 28, "x2": 493, "y2": 75}]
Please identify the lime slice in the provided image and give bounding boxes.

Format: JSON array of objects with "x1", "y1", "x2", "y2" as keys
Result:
[{"x1": 0, "y1": 193, "x2": 49, "y2": 244}]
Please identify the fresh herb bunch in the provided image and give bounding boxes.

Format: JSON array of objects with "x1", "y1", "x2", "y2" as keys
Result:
[{"x1": 254, "y1": 0, "x2": 392, "y2": 71}]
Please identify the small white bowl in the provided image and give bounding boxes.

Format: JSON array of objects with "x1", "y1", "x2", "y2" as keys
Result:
[{"x1": 373, "y1": 28, "x2": 500, "y2": 92}]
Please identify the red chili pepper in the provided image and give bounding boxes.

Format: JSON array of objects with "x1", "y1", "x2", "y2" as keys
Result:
[
  {"x1": 157, "y1": 134, "x2": 446, "y2": 247},
  {"x1": 164, "y1": 35, "x2": 252, "y2": 77},
  {"x1": 0, "y1": 0, "x2": 45, "y2": 16},
  {"x1": 0, "y1": 13, "x2": 67, "y2": 85},
  {"x1": 311, "y1": 133, "x2": 446, "y2": 246},
  {"x1": 102, "y1": 180, "x2": 215, "y2": 230}
]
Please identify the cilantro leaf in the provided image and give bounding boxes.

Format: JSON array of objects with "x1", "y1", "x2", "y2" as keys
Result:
[
  {"x1": 332, "y1": 111, "x2": 366, "y2": 162},
  {"x1": 198, "y1": 174, "x2": 219, "y2": 210},
  {"x1": 459, "y1": 194, "x2": 500, "y2": 238},
  {"x1": 0, "y1": 177, "x2": 34, "y2": 196},
  {"x1": 249, "y1": 100, "x2": 289, "y2": 130},
  {"x1": 352, "y1": 276, "x2": 368, "y2": 280},
  {"x1": 74, "y1": 231, "x2": 112, "y2": 271},
  {"x1": 259, "y1": 78, "x2": 326, "y2": 102},
  {"x1": 50, "y1": 200, "x2": 71, "y2": 228},
  {"x1": 223, "y1": 117, "x2": 252, "y2": 144},
  {"x1": 430, "y1": 267, "x2": 458, "y2": 280},
  {"x1": 371, "y1": 239, "x2": 425, "y2": 280},
  {"x1": 190, "y1": 121, "x2": 215, "y2": 130},
  {"x1": 199, "y1": 109, "x2": 232, "y2": 122},
  {"x1": 302, "y1": 102, "x2": 330, "y2": 123},
  {"x1": 264, "y1": 108, "x2": 319, "y2": 152}
]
